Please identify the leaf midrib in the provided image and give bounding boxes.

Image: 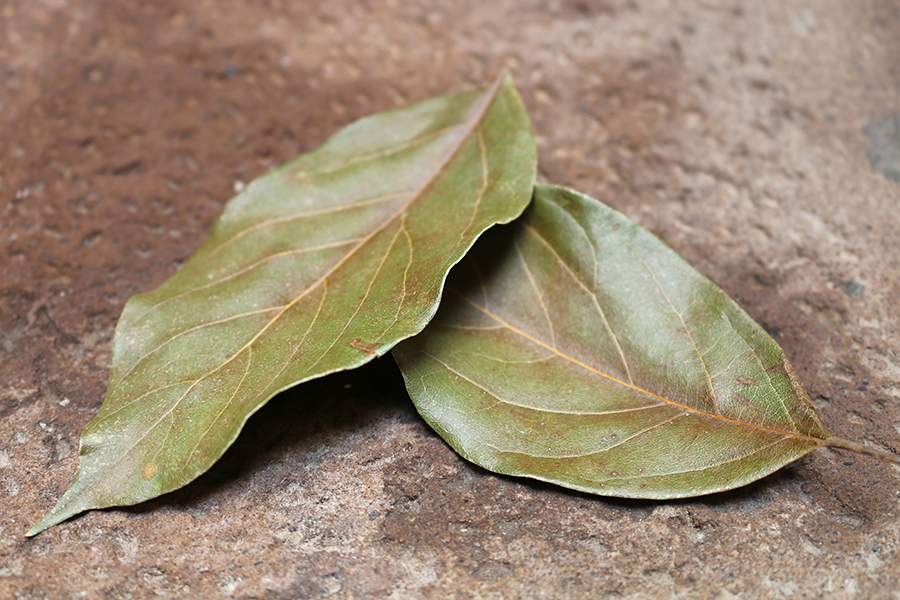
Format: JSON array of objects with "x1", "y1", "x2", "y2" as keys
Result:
[{"x1": 448, "y1": 288, "x2": 827, "y2": 445}]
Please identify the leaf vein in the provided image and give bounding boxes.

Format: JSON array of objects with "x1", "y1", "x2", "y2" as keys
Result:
[
  {"x1": 588, "y1": 437, "x2": 791, "y2": 483},
  {"x1": 423, "y1": 350, "x2": 667, "y2": 417},
  {"x1": 294, "y1": 123, "x2": 463, "y2": 179},
  {"x1": 721, "y1": 311, "x2": 797, "y2": 431},
  {"x1": 266, "y1": 279, "x2": 330, "y2": 389},
  {"x1": 449, "y1": 289, "x2": 824, "y2": 443},
  {"x1": 376, "y1": 218, "x2": 414, "y2": 343},
  {"x1": 112, "y1": 305, "x2": 288, "y2": 395},
  {"x1": 482, "y1": 413, "x2": 685, "y2": 459},
  {"x1": 515, "y1": 239, "x2": 556, "y2": 347},
  {"x1": 523, "y1": 224, "x2": 633, "y2": 384},
  {"x1": 185, "y1": 345, "x2": 255, "y2": 470},
  {"x1": 639, "y1": 258, "x2": 719, "y2": 412},
  {"x1": 131, "y1": 193, "x2": 408, "y2": 325},
  {"x1": 307, "y1": 218, "x2": 407, "y2": 371}
]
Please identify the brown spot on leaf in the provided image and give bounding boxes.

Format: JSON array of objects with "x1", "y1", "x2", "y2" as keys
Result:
[
  {"x1": 142, "y1": 463, "x2": 158, "y2": 480},
  {"x1": 735, "y1": 376, "x2": 760, "y2": 387},
  {"x1": 349, "y1": 338, "x2": 383, "y2": 355},
  {"x1": 766, "y1": 352, "x2": 792, "y2": 376},
  {"x1": 732, "y1": 392, "x2": 768, "y2": 415}
]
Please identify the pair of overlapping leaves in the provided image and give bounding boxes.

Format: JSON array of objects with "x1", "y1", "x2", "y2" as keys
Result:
[{"x1": 29, "y1": 76, "x2": 886, "y2": 535}]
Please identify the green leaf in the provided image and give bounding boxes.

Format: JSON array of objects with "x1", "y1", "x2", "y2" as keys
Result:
[
  {"x1": 394, "y1": 182, "x2": 844, "y2": 499},
  {"x1": 28, "y1": 75, "x2": 537, "y2": 535}
]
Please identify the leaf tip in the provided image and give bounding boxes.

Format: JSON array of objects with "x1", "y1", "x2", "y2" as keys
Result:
[
  {"x1": 26, "y1": 509, "x2": 63, "y2": 537},
  {"x1": 25, "y1": 488, "x2": 91, "y2": 537},
  {"x1": 25, "y1": 522, "x2": 48, "y2": 538}
]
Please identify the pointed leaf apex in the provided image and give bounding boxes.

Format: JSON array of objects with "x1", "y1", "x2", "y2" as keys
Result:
[
  {"x1": 25, "y1": 482, "x2": 95, "y2": 536},
  {"x1": 26, "y1": 504, "x2": 74, "y2": 537}
]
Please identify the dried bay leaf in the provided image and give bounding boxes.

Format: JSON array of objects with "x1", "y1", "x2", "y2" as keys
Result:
[
  {"x1": 28, "y1": 75, "x2": 537, "y2": 535},
  {"x1": 393, "y1": 183, "x2": 899, "y2": 498}
]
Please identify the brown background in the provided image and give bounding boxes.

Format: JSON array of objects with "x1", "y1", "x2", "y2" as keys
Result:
[{"x1": 2, "y1": 1, "x2": 900, "y2": 598}]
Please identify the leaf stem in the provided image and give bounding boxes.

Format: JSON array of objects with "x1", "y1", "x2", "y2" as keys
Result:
[{"x1": 823, "y1": 438, "x2": 900, "y2": 466}]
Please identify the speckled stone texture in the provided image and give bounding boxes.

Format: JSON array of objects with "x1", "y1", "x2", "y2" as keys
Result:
[{"x1": 2, "y1": 1, "x2": 899, "y2": 598}]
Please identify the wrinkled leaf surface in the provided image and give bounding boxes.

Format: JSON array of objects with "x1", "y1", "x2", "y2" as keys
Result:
[
  {"x1": 30, "y1": 75, "x2": 536, "y2": 534},
  {"x1": 394, "y1": 183, "x2": 832, "y2": 498}
]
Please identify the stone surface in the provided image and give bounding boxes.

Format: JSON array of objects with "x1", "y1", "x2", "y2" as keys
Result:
[{"x1": 2, "y1": 1, "x2": 899, "y2": 598}]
